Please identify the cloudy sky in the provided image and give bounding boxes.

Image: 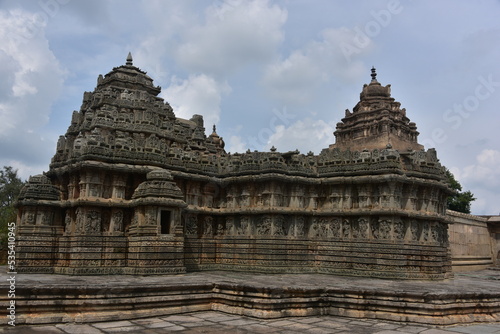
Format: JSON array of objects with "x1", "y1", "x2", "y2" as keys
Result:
[{"x1": 0, "y1": 0, "x2": 499, "y2": 215}]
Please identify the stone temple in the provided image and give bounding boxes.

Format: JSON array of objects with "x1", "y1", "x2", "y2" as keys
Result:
[{"x1": 15, "y1": 54, "x2": 454, "y2": 279}]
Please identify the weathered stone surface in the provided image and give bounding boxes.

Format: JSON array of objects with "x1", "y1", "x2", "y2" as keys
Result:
[
  {"x1": 448, "y1": 210, "x2": 495, "y2": 271},
  {"x1": 2, "y1": 270, "x2": 499, "y2": 326}
]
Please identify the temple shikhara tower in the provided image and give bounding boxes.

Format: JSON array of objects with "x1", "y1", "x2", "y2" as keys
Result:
[{"x1": 15, "y1": 55, "x2": 453, "y2": 279}]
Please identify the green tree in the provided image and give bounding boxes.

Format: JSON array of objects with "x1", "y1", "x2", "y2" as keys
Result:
[
  {"x1": 445, "y1": 169, "x2": 476, "y2": 214},
  {"x1": 0, "y1": 166, "x2": 25, "y2": 253}
]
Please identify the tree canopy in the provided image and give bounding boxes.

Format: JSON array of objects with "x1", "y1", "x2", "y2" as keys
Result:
[
  {"x1": 445, "y1": 169, "x2": 476, "y2": 214},
  {"x1": 0, "y1": 166, "x2": 25, "y2": 251}
]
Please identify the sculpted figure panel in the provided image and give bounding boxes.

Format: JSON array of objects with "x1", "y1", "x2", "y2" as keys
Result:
[
  {"x1": 330, "y1": 219, "x2": 341, "y2": 238},
  {"x1": 203, "y1": 217, "x2": 213, "y2": 236},
  {"x1": 238, "y1": 216, "x2": 251, "y2": 236},
  {"x1": 225, "y1": 217, "x2": 234, "y2": 236},
  {"x1": 85, "y1": 210, "x2": 101, "y2": 233},
  {"x1": 75, "y1": 208, "x2": 84, "y2": 234},
  {"x1": 113, "y1": 210, "x2": 123, "y2": 232},
  {"x1": 295, "y1": 217, "x2": 305, "y2": 237},
  {"x1": 257, "y1": 216, "x2": 272, "y2": 236},
  {"x1": 273, "y1": 216, "x2": 285, "y2": 236},
  {"x1": 394, "y1": 220, "x2": 405, "y2": 240},
  {"x1": 410, "y1": 220, "x2": 420, "y2": 241},
  {"x1": 379, "y1": 220, "x2": 391, "y2": 239},
  {"x1": 342, "y1": 219, "x2": 351, "y2": 239},
  {"x1": 64, "y1": 213, "x2": 72, "y2": 233},
  {"x1": 186, "y1": 216, "x2": 198, "y2": 235}
]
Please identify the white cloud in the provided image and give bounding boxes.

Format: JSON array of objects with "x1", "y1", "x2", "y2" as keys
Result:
[
  {"x1": 175, "y1": 0, "x2": 287, "y2": 76},
  {"x1": 262, "y1": 27, "x2": 370, "y2": 106},
  {"x1": 262, "y1": 51, "x2": 324, "y2": 105},
  {"x1": 135, "y1": 1, "x2": 199, "y2": 84},
  {"x1": 4, "y1": 159, "x2": 48, "y2": 182},
  {"x1": 266, "y1": 118, "x2": 336, "y2": 154},
  {"x1": 461, "y1": 149, "x2": 500, "y2": 190},
  {"x1": 452, "y1": 149, "x2": 500, "y2": 214},
  {"x1": 163, "y1": 74, "x2": 231, "y2": 131},
  {"x1": 0, "y1": 9, "x2": 65, "y2": 176},
  {"x1": 226, "y1": 134, "x2": 248, "y2": 154},
  {"x1": 225, "y1": 118, "x2": 335, "y2": 155}
]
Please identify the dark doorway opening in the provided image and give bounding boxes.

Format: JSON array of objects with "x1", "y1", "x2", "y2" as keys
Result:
[{"x1": 160, "y1": 210, "x2": 171, "y2": 234}]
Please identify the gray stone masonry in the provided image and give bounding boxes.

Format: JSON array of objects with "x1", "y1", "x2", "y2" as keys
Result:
[{"x1": 1, "y1": 267, "x2": 499, "y2": 326}]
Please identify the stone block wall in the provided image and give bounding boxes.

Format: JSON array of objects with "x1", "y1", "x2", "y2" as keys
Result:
[{"x1": 447, "y1": 210, "x2": 494, "y2": 271}]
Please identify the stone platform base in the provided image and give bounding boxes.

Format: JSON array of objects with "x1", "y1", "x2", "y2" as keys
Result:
[{"x1": 2, "y1": 269, "x2": 499, "y2": 326}]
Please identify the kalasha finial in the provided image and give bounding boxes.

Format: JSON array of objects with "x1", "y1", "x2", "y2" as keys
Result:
[
  {"x1": 126, "y1": 52, "x2": 133, "y2": 66},
  {"x1": 213, "y1": 124, "x2": 216, "y2": 133},
  {"x1": 371, "y1": 66, "x2": 377, "y2": 82}
]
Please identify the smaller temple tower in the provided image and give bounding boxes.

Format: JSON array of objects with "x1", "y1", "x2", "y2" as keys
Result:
[{"x1": 331, "y1": 67, "x2": 422, "y2": 152}]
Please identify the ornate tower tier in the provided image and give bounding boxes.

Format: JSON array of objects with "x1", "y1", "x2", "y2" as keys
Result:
[{"x1": 331, "y1": 67, "x2": 423, "y2": 152}]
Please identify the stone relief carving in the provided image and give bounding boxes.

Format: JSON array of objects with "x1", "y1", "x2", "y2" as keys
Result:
[
  {"x1": 410, "y1": 220, "x2": 420, "y2": 241},
  {"x1": 216, "y1": 222, "x2": 224, "y2": 236},
  {"x1": 310, "y1": 219, "x2": 325, "y2": 238},
  {"x1": 273, "y1": 216, "x2": 285, "y2": 236},
  {"x1": 378, "y1": 220, "x2": 391, "y2": 239},
  {"x1": 430, "y1": 222, "x2": 446, "y2": 245},
  {"x1": 40, "y1": 212, "x2": 51, "y2": 225},
  {"x1": 330, "y1": 219, "x2": 341, "y2": 238},
  {"x1": 131, "y1": 213, "x2": 139, "y2": 227},
  {"x1": 296, "y1": 217, "x2": 305, "y2": 237},
  {"x1": 225, "y1": 217, "x2": 235, "y2": 236},
  {"x1": 257, "y1": 216, "x2": 272, "y2": 236},
  {"x1": 238, "y1": 216, "x2": 251, "y2": 236},
  {"x1": 85, "y1": 210, "x2": 101, "y2": 233},
  {"x1": 113, "y1": 210, "x2": 123, "y2": 232},
  {"x1": 358, "y1": 218, "x2": 369, "y2": 239},
  {"x1": 394, "y1": 220, "x2": 405, "y2": 240},
  {"x1": 186, "y1": 216, "x2": 198, "y2": 235},
  {"x1": 75, "y1": 208, "x2": 84, "y2": 234},
  {"x1": 422, "y1": 223, "x2": 430, "y2": 242},
  {"x1": 342, "y1": 219, "x2": 351, "y2": 239},
  {"x1": 64, "y1": 213, "x2": 72, "y2": 232},
  {"x1": 24, "y1": 211, "x2": 36, "y2": 225},
  {"x1": 145, "y1": 209, "x2": 157, "y2": 225}
]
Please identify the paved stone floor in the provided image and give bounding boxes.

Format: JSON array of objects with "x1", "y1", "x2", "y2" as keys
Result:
[
  {"x1": 2, "y1": 311, "x2": 500, "y2": 334},
  {"x1": 2, "y1": 269, "x2": 500, "y2": 332}
]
